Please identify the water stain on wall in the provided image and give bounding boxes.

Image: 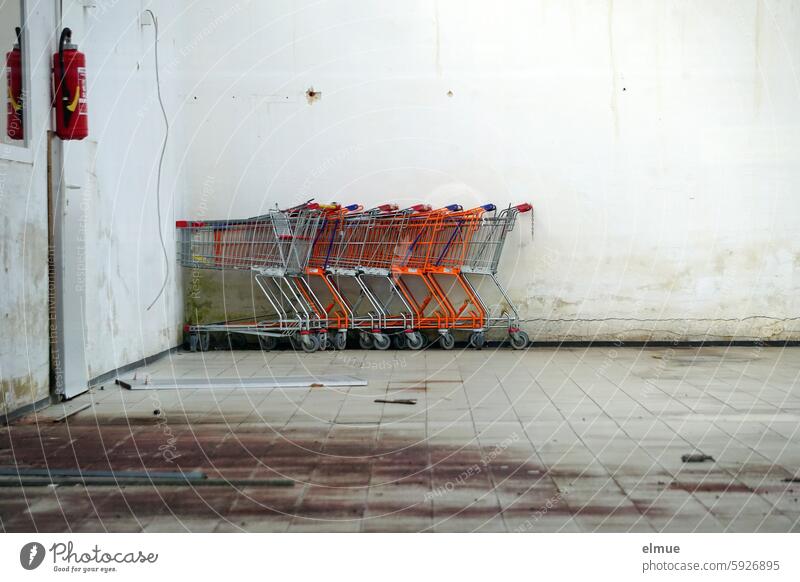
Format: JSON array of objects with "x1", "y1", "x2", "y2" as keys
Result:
[{"x1": 1, "y1": 376, "x2": 48, "y2": 420}]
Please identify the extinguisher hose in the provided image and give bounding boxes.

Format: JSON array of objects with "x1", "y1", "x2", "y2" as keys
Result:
[
  {"x1": 144, "y1": 9, "x2": 171, "y2": 312},
  {"x1": 59, "y1": 27, "x2": 72, "y2": 127}
]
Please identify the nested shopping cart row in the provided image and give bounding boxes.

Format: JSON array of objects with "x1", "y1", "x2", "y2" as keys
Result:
[{"x1": 177, "y1": 200, "x2": 532, "y2": 352}]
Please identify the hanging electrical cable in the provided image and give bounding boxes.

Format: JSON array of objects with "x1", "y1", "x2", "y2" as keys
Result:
[{"x1": 145, "y1": 8, "x2": 170, "y2": 311}]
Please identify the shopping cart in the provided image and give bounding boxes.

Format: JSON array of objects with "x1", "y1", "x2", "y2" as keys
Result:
[
  {"x1": 301, "y1": 203, "x2": 364, "y2": 350},
  {"x1": 460, "y1": 203, "x2": 533, "y2": 349},
  {"x1": 177, "y1": 203, "x2": 329, "y2": 352},
  {"x1": 388, "y1": 204, "x2": 491, "y2": 349},
  {"x1": 177, "y1": 199, "x2": 533, "y2": 352},
  {"x1": 305, "y1": 204, "x2": 425, "y2": 350}
]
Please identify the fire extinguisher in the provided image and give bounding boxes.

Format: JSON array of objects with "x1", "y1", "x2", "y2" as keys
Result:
[
  {"x1": 6, "y1": 27, "x2": 23, "y2": 140},
  {"x1": 52, "y1": 27, "x2": 88, "y2": 140}
]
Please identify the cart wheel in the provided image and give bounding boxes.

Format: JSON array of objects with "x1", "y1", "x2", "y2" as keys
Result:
[
  {"x1": 225, "y1": 333, "x2": 248, "y2": 350},
  {"x1": 469, "y1": 331, "x2": 486, "y2": 350},
  {"x1": 318, "y1": 332, "x2": 329, "y2": 351},
  {"x1": 196, "y1": 332, "x2": 211, "y2": 352},
  {"x1": 334, "y1": 332, "x2": 347, "y2": 351},
  {"x1": 509, "y1": 330, "x2": 529, "y2": 350},
  {"x1": 290, "y1": 334, "x2": 302, "y2": 350},
  {"x1": 301, "y1": 334, "x2": 320, "y2": 353},
  {"x1": 373, "y1": 333, "x2": 391, "y2": 351},
  {"x1": 439, "y1": 332, "x2": 455, "y2": 350},
  {"x1": 393, "y1": 333, "x2": 407, "y2": 349},
  {"x1": 258, "y1": 335, "x2": 278, "y2": 351},
  {"x1": 358, "y1": 333, "x2": 374, "y2": 350},
  {"x1": 406, "y1": 331, "x2": 424, "y2": 350}
]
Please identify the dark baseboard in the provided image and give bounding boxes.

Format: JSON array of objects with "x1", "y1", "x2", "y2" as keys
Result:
[
  {"x1": 178, "y1": 337, "x2": 800, "y2": 352},
  {"x1": 519, "y1": 340, "x2": 800, "y2": 348},
  {"x1": 0, "y1": 396, "x2": 52, "y2": 426}
]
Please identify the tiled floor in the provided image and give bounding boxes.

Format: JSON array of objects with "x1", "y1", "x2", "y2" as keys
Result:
[{"x1": 1, "y1": 345, "x2": 799, "y2": 532}]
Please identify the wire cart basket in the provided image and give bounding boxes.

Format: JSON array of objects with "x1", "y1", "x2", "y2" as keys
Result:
[{"x1": 177, "y1": 200, "x2": 532, "y2": 352}]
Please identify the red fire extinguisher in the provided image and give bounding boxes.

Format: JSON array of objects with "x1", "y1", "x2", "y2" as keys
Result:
[
  {"x1": 6, "y1": 27, "x2": 23, "y2": 140},
  {"x1": 52, "y1": 27, "x2": 88, "y2": 140}
]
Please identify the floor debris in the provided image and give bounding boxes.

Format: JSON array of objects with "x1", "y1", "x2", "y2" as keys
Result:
[
  {"x1": 375, "y1": 398, "x2": 417, "y2": 405},
  {"x1": 0, "y1": 468, "x2": 294, "y2": 488},
  {"x1": 0, "y1": 477, "x2": 295, "y2": 487},
  {"x1": 0, "y1": 467, "x2": 206, "y2": 480},
  {"x1": 681, "y1": 453, "x2": 714, "y2": 463}
]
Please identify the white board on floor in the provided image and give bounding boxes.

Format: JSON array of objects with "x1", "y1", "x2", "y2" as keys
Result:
[{"x1": 116, "y1": 376, "x2": 367, "y2": 390}]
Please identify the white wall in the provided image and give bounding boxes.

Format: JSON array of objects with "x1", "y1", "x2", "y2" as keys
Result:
[
  {"x1": 0, "y1": 1, "x2": 56, "y2": 415},
  {"x1": 59, "y1": 0, "x2": 185, "y2": 379},
  {"x1": 4, "y1": 0, "x2": 798, "y2": 411},
  {"x1": 172, "y1": 0, "x2": 800, "y2": 341}
]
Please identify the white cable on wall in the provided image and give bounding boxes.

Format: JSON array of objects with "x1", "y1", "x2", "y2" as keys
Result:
[{"x1": 145, "y1": 8, "x2": 170, "y2": 311}]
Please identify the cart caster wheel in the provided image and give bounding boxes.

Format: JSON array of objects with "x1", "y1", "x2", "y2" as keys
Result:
[
  {"x1": 334, "y1": 332, "x2": 347, "y2": 351},
  {"x1": 469, "y1": 331, "x2": 486, "y2": 350},
  {"x1": 290, "y1": 334, "x2": 302, "y2": 350},
  {"x1": 226, "y1": 333, "x2": 248, "y2": 350},
  {"x1": 191, "y1": 332, "x2": 211, "y2": 352},
  {"x1": 258, "y1": 335, "x2": 278, "y2": 351},
  {"x1": 393, "y1": 333, "x2": 407, "y2": 349},
  {"x1": 318, "y1": 332, "x2": 329, "y2": 351},
  {"x1": 406, "y1": 331, "x2": 424, "y2": 350},
  {"x1": 358, "y1": 333, "x2": 374, "y2": 350},
  {"x1": 509, "y1": 330, "x2": 529, "y2": 350},
  {"x1": 373, "y1": 333, "x2": 391, "y2": 351},
  {"x1": 439, "y1": 332, "x2": 455, "y2": 350},
  {"x1": 301, "y1": 334, "x2": 321, "y2": 354}
]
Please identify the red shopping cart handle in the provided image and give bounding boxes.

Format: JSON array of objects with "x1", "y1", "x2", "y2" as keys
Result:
[
  {"x1": 409, "y1": 204, "x2": 431, "y2": 212},
  {"x1": 377, "y1": 203, "x2": 399, "y2": 212},
  {"x1": 515, "y1": 203, "x2": 533, "y2": 212},
  {"x1": 176, "y1": 220, "x2": 206, "y2": 228}
]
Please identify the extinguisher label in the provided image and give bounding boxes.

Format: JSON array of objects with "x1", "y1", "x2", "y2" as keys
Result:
[{"x1": 77, "y1": 67, "x2": 87, "y2": 114}]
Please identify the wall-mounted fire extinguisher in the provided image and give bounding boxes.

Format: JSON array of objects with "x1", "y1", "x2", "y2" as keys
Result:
[
  {"x1": 52, "y1": 27, "x2": 88, "y2": 140},
  {"x1": 6, "y1": 27, "x2": 23, "y2": 140}
]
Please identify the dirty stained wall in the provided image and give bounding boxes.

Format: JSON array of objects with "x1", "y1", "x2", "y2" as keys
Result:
[
  {"x1": 3, "y1": 1, "x2": 189, "y2": 415},
  {"x1": 0, "y1": 158, "x2": 49, "y2": 416},
  {"x1": 0, "y1": 4, "x2": 56, "y2": 417},
  {"x1": 174, "y1": 0, "x2": 800, "y2": 341},
  {"x1": 59, "y1": 0, "x2": 186, "y2": 379},
  {"x1": 3, "y1": 0, "x2": 800, "y2": 417}
]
